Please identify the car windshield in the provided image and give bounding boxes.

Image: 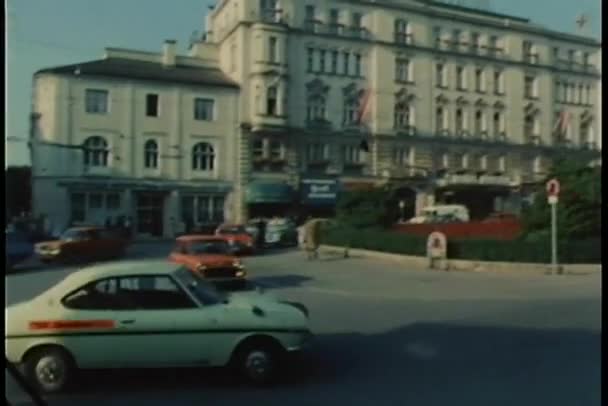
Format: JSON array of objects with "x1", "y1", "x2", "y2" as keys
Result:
[
  {"x1": 188, "y1": 240, "x2": 230, "y2": 255},
  {"x1": 219, "y1": 226, "x2": 245, "y2": 235},
  {"x1": 60, "y1": 229, "x2": 87, "y2": 241},
  {"x1": 173, "y1": 267, "x2": 227, "y2": 305}
]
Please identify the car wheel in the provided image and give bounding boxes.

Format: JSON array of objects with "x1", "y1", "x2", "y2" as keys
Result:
[
  {"x1": 234, "y1": 342, "x2": 280, "y2": 385},
  {"x1": 24, "y1": 346, "x2": 74, "y2": 394}
]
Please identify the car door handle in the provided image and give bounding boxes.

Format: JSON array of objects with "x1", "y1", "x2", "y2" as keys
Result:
[{"x1": 120, "y1": 319, "x2": 136, "y2": 325}]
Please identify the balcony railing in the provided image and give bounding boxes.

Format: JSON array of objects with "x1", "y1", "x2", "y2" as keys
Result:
[
  {"x1": 395, "y1": 125, "x2": 416, "y2": 136},
  {"x1": 523, "y1": 53, "x2": 540, "y2": 64},
  {"x1": 394, "y1": 32, "x2": 414, "y2": 45},
  {"x1": 525, "y1": 135, "x2": 541, "y2": 145},
  {"x1": 260, "y1": 8, "x2": 283, "y2": 24}
]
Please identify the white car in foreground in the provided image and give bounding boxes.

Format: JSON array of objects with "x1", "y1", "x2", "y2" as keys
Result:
[{"x1": 5, "y1": 260, "x2": 312, "y2": 393}]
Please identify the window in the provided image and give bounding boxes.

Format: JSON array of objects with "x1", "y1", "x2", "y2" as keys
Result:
[
  {"x1": 493, "y1": 70, "x2": 504, "y2": 94},
  {"x1": 577, "y1": 84, "x2": 584, "y2": 105},
  {"x1": 392, "y1": 147, "x2": 410, "y2": 166},
  {"x1": 493, "y1": 111, "x2": 503, "y2": 135},
  {"x1": 329, "y1": 9, "x2": 340, "y2": 34},
  {"x1": 523, "y1": 40, "x2": 537, "y2": 62},
  {"x1": 480, "y1": 155, "x2": 488, "y2": 171},
  {"x1": 266, "y1": 86, "x2": 278, "y2": 115},
  {"x1": 343, "y1": 52, "x2": 350, "y2": 75},
  {"x1": 352, "y1": 12, "x2": 362, "y2": 29},
  {"x1": 583, "y1": 52, "x2": 590, "y2": 67},
  {"x1": 319, "y1": 50, "x2": 326, "y2": 72},
  {"x1": 146, "y1": 94, "x2": 159, "y2": 117},
  {"x1": 553, "y1": 47, "x2": 560, "y2": 61},
  {"x1": 331, "y1": 51, "x2": 338, "y2": 74},
  {"x1": 433, "y1": 27, "x2": 442, "y2": 48},
  {"x1": 192, "y1": 142, "x2": 215, "y2": 171},
  {"x1": 585, "y1": 85, "x2": 592, "y2": 105},
  {"x1": 394, "y1": 19, "x2": 410, "y2": 44},
  {"x1": 436, "y1": 63, "x2": 446, "y2": 87},
  {"x1": 436, "y1": 107, "x2": 446, "y2": 131},
  {"x1": 305, "y1": 5, "x2": 315, "y2": 30},
  {"x1": 194, "y1": 98, "x2": 214, "y2": 121},
  {"x1": 106, "y1": 193, "x2": 121, "y2": 210},
  {"x1": 89, "y1": 193, "x2": 103, "y2": 209},
  {"x1": 269, "y1": 36, "x2": 278, "y2": 62},
  {"x1": 555, "y1": 80, "x2": 562, "y2": 102},
  {"x1": 307, "y1": 143, "x2": 328, "y2": 162},
  {"x1": 568, "y1": 49, "x2": 575, "y2": 64},
  {"x1": 452, "y1": 29, "x2": 461, "y2": 50},
  {"x1": 197, "y1": 196, "x2": 210, "y2": 223},
  {"x1": 83, "y1": 136, "x2": 109, "y2": 167},
  {"x1": 455, "y1": 108, "x2": 465, "y2": 132},
  {"x1": 394, "y1": 102, "x2": 411, "y2": 129},
  {"x1": 343, "y1": 96, "x2": 359, "y2": 125},
  {"x1": 396, "y1": 59, "x2": 410, "y2": 82},
  {"x1": 85, "y1": 89, "x2": 109, "y2": 114},
  {"x1": 144, "y1": 140, "x2": 158, "y2": 169},
  {"x1": 498, "y1": 155, "x2": 506, "y2": 172},
  {"x1": 354, "y1": 54, "x2": 362, "y2": 76},
  {"x1": 343, "y1": 145, "x2": 361, "y2": 164},
  {"x1": 307, "y1": 95, "x2": 326, "y2": 121},
  {"x1": 261, "y1": 0, "x2": 277, "y2": 22},
  {"x1": 212, "y1": 196, "x2": 225, "y2": 222},
  {"x1": 524, "y1": 114, "x2": 535, "y2": 137},
  {"x1": 62, "y1": 278, "x2": 133, "y2": 310},
  {"x1": 269, "y1": 140, "x2": 282, "y2": 160},
  {"x1": 475, "y1": 68, "x2": 484, "y2": 92},
  {"x1": 474, "y1": 110, "x2": 484, "y2": 134},
  {"x1": 252, "y1": 139, "x2": 264, "y2": 159},
  {"x1": 461, "y1": 154, "x2": 469, "y2": 169},
  {"x1": 456, "y1": 66, "x2": 466, "y2": 90},
  {"x1": 489, "y1": 35, "x2": 499, "y2": 55},
  {"x1": 307, "y1": 48, "x2": 314, "y2": 71},
  {"x1": 117, "y1": 276, "x2": 196, "y2": 310},
  {"x1": 70, "y1": 193, "x2": 85, "y2": 223},
  {"x1": 524, "y1": 75, "x2": 537, "y2": 98},
  {"x1": 471, "y1": 32, "x2": 480, "y2": 51}
]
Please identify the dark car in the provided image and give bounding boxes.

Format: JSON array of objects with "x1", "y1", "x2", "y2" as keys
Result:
[{"x1": 5, "y1": 231, "x2": 35, "y2": 271}]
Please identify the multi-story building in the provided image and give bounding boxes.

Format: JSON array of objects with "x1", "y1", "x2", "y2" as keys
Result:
[{"x1": 31, "y1": 0, "x2": 602, "y2": 237}]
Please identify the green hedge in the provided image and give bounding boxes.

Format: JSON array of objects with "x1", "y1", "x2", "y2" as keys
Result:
[{"x1": 320, "y1": 226, "x2": 602, "y2": 264}]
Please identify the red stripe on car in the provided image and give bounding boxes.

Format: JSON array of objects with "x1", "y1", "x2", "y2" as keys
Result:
[{"x1": 29, "y1": 320, "x2": 115, "y2": 330}]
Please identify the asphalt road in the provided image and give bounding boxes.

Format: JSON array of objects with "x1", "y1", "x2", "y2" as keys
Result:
[{"x1": 6, "y1": 243, "x2": 602, "y2": 406}]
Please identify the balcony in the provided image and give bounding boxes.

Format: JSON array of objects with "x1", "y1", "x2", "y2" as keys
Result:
[
  {"x1": 436, "y1": 173, "x2": 512, "y2": 187},
  {"x1": 303, "y1": 19, "x2": 322, "y2": 33},
  {"x1": 251, "y1": 114, "x2": 288, "y2": 131},
  {"x1": 525, "y1": 134, "x2": 542, "y2": 146},
  {"x1": 523, "y1": 53, "x2": 540, "y2": 64},
  {"x1": 306, "y1": 118, "x2": 332, "y2": 131},
  {"x1": 260, "y1": 8, "x2": 284, "y2": 24},
  {"x1": 327, "y1": 23, "x2": 343, "y2": 36},
  {"x1": 347, "y1": 26, "x2": 368, "y2": 39},
  {"x1": 395, "y1": 125, "x2": 416, "y2": 137},
  {"x1": 494, "y1": 132, "x2": 507, "y2": 143},
  {"x1": 342, "y1": 162, "x2": 366, "y2": 176},
  {"x1": 394, "y1": 32, "x2": 414, "y2": 45}
]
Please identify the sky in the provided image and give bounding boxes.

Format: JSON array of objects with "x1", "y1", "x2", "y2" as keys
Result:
[{"x1": 5, "y1": 0, "x2": 602, "y2": 167}]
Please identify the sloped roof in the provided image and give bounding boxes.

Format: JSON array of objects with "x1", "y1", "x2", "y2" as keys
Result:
[{"x1": 35, "y1": 58, "x2": 239, "y2": 89}]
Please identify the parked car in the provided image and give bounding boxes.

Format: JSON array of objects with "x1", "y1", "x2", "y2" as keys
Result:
[
  {"x1": 6, "y1": 231, "x2": 35, "y2": 271},
  {"x1": 5, "y1": 260, "x2": 312, "y2": 393},
  {"x1": 265, "y1": 218, "x2": 298, "y2": 247},
  {"x1": 35, "y1": 227, "x2": 128, "y2": 264},
  {"x1": 407, "y1": 205, "x2": 470, "y2": 224},
  {"x1": 215, "y1": 224, "x2": 256, "y2": 255},
  {"x1": 169, "y1": 235, "x2": 247, "y2": 286}
]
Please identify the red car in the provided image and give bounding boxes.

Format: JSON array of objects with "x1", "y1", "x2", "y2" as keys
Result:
[
  {"x1": 215, "y1": 224, "x2": 256, "y2": 255},
  {"x1": 169, "y1": 235, "x2": 247, "y2": 285}
]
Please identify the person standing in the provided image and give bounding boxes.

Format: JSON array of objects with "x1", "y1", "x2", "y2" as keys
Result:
[{"x1": 303, "y1": 218, "x2": 321, "y2": 260}]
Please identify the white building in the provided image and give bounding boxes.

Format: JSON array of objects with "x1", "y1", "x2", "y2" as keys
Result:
[{"x1": 31, "y1": 0, "x2": 602, "y2": 236}]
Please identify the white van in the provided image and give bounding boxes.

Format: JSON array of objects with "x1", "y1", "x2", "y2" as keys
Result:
[{"x1": 408, "y1": 204, "x2": 470, "y2": 224}]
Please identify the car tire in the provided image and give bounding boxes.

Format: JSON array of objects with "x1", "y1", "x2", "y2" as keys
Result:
[
  {"x1": 233, "y1": 340, "x2": 281, "y2": 386},
  {"x1": 24, "y1": 346, "x2": 75, "y2": 394}
]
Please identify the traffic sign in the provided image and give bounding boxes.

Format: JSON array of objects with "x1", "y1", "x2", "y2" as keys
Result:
[{"x1": 546, "y1": 178, "x2": 560, "y2": 197}]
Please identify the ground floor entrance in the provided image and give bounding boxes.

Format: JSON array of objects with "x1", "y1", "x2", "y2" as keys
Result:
[{"x1": 135, "y1": 192, "x2": 165, "y2": 237}]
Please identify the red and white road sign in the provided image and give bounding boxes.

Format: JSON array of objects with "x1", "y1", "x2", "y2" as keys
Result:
[{"x1": 546, "y1": 179, "x2": 560, "y2": 197}]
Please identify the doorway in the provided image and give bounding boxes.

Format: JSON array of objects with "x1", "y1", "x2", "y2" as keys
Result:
[{"x1": 136, "y1": 192, "x2": 165, "y2": 237}]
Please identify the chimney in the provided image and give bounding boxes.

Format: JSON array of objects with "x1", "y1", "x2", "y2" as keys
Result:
[{"x1": 162, "y1": 40, "x2": 177, "y2": 66}]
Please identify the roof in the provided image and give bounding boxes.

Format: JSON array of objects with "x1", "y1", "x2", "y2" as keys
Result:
[{"x1": 35, "y1": 58, "x2": 240, "y2": 89}]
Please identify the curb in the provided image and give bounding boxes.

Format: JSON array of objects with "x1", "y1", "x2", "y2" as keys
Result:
[{"x1": 320, "y1": 245, "x2": 602, "y2": 275}]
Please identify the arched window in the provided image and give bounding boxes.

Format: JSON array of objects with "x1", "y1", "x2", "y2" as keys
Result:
[
  {"x1": 83, "y1": 136, "x2": 109, "y2": 167},
  {"x1": 192, "y1": 143, "x2": 215, "y2": 171},
  {"x1": 394, "y1": 102, "x2": 411, "y2": 129},
  {"x1": 436, "y1": 107, "x2": 446, "y2": 131},
  {"x1": 343, "y1": 96, "x2": 359, "y2": 125},
  {"x1": 455, "y1": 108, "x2": 464, "y2": 132},
  {"x1": 474, "y1": 110, "x2": 483, "y2": 135},
  {"x1": 267, "y1": 86, "x2": 278, "y2": 116},
  {"x1": 144, "y1": 140, "x2": 158, "y2": 169},
  {"x1": 307, "y1": 95, "x2": 326, "y2": 121}
]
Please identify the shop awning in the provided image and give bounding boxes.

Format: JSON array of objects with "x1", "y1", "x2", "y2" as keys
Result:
[{"x1": 246, "y1": 182, "x2": 294, "y2": 204}]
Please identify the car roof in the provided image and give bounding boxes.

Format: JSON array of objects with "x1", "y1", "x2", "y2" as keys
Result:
[
  {"x1": 67, "y1": 226, "x2": 102, "y2": 232},
  {"x1": 62, "y1": 260, "x2": 179, "y2": 287},
  {"x1": 176, "y1": 235, "x2": 226, "y2": 242}
]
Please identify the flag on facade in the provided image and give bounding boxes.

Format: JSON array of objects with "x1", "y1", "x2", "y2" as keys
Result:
[
  {"x1": 357, "y1": 88, "x2": 372, "y2": 124},
  {"x1": 553, "y1": 110, "x2": 571, "y2": 135}
]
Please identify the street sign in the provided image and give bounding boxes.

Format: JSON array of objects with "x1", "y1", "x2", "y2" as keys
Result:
[{"x1": 546, "y1": 178, "x2": 560, "y2": 197}]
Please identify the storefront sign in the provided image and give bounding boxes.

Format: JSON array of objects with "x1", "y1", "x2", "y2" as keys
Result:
[{"x1": 301, "y1": 179, "x2": 338, "y2": 206}]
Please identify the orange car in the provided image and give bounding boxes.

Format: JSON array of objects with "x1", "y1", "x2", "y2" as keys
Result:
[
  {"x1": 169, "y1": 235, "x2": 247, "y2": 285},
  {"x1": 215, "y1": 224, "x2": 256, "y2": 255},
  {"x1": 35, "y1": 227, "x2": 128, "y2": 264}
]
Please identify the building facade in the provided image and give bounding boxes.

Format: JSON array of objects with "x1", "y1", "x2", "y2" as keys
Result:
[{"x1": 31, "y1": 0, "x2": 602, "y2": 237}]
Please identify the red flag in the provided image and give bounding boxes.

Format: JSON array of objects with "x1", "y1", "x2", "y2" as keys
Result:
[{"x1": 357, "y1": 89, "x2": 372, "y2": 124}]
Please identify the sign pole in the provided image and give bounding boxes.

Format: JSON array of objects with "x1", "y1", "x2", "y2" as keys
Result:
[{"x1": 551, "y1": 201, "x2": 559, "y2": 274}]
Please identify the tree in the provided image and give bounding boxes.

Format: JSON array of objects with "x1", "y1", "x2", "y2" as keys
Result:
[
  {"x1": 336, "y1": 186, "x2": 396, "y2": 229},
  {"x1": 521, "y1": 158, "x2": 601, "y2": 241}
]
